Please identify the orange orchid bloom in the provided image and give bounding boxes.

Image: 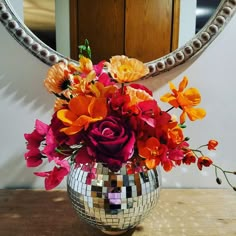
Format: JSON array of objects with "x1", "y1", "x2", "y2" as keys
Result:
[
  {"x1": 57, "y1": 95, "x2": 107, "y2": 135},
  {"x1": 207, "y1": 140, "x2": 218, "y2": 150},
  {"x1": 197, "y1": 156, "x2": 213, "y2": 170},
  {"x1": 160, "y1": 76, "x2": 206, "y2": 124},
  {"x1": 138, "y1": 137, "x2": 165, "y2": 169}
]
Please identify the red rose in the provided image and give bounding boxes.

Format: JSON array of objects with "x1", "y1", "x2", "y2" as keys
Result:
[{"x1": 86, "y1": 116, "x2": 135, "y2": 172}]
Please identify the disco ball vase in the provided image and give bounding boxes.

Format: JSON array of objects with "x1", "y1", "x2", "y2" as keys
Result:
[{"x1": 67, "y1": 163, "x2": 161, "y2": 235}]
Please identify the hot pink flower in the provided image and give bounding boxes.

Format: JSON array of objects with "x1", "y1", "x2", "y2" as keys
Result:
[
  {"x1": 24, "y1": 148, "x2": 44, "y2": 167},
  {"x1": 34, "y1": 158, "x2": 70, "y2": 190}
]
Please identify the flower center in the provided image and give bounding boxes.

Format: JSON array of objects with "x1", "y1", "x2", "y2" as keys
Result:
[
  {"x1": 102, "y1": 128, "x2": 114, "y2": 137},
  {"x1": 59, "y1": 77, "x2": 71, "y2": 90},
  {"x1": 118, "y1": 64, "x2": 132, "y2": 73}
]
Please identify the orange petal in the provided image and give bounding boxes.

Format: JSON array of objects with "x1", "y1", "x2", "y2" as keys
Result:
[
  {"x1": 160, "y1": 93, "x2": 172, "y2": 102},
  {"x1": 57, "y1": 109, "x2": 78, "y2": 125},
  {"x1": 69, "y1": 95, "x2": 92, "y2": 116},
  {"x1": 145, "y1": 137, "x2": 160, "y2": 149},
  {"x1": 178, "y1": 76, "x2": 188, "y2": 92},
  {"x1": 88, "y1": 97, "x2": 107, "y2": 118},
  {"x1": 163, "y1": 160, "x2": 173, "y2": 172},
  {"x1": 145, "y1": 158, "x2": 159, "y2": 169},
  {"x1": 73, "y1": 115, "x2": 101, "y2": 130},
  {"x1": 185, "y1": 107, "x2": 206, "y2": 121},
  {"x1": 139, "y1": 147, "x2": 152, "y2": 159},
  {"x1": 169, "y1": 82, "x2": 177, "y2": 94},
  {"x1": 183, "y1": 88, "x2": 201, "y2": 106},
  {"x1": 60, "y1": 126, "x2": 83, "y2": 135},
  {"x1": 180, "y1": 111, "x2": 187, "y2": 124}
]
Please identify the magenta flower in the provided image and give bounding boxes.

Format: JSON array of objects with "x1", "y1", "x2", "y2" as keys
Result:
[
  {"x1": 24, "y1": 148, "x2": 43, "y2": 167},
  {"x1": 34, "y1": 158, "x2": 70, "y2": 190},
  {"x1": 42, "y1": 128, "x2": 59, "y2": 162}
]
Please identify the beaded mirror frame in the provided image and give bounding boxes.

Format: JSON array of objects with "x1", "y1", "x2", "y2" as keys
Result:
[{"x1": 0, "y1": 0, "x2": 236, "y2": 79}]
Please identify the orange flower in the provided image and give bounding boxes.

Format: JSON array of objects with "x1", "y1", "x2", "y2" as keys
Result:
[
  {"x1": 182, "y1": 151, "x2": 196, "y2": 165},
  {"x1": 207, "y1": 140, "x2": 218, "y2": 150},
  {"x1": 197, "y1": 156, "x2": 213, "y2": 170},
  {"x1": 106, "y1": 55, "x2": 149, "y2": 83},
  {"x1": 57, "y1": 95, "x2": 107, "y2": 135},
  {"x1": 44, "y1": 62, "x2": 72, "y2": 94},
  {"x1": 168, "y1": 125, "x2": 184, "y2": 145},
  {"x1": 138, "y1": 137, "x2": 166, "y2": 169},
  {"x1": 160, "y1": 76, "x2": 206, "y2": 124},
  {"x1": 125, "y1": 85, "x2": 153, "y2": 106},
  {"x1": 68, "y1": 56, "x2": 93, "y2": 75}
]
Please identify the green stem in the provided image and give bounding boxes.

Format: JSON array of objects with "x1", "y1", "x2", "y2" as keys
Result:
[
  {"x1": 192, "y1": 149, "x2": 235, "y2": 190},
  {"x1": 55, "y1": 148, "x2": 71, "y2": 156}
]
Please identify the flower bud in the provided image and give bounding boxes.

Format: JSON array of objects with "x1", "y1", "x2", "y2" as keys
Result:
[
  {"x1": 207, "y1": 140, "x2": 218, "y2": 150},
  {"x1": 216, "y1": 177, "x2": 222, "y2": 185}
]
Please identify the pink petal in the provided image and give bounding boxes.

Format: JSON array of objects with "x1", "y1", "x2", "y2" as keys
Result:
[{"x1": 35, "y1": 119, "x2": 49, "y2": 135}]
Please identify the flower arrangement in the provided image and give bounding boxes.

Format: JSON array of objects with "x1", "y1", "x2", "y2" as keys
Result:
[{"x1": 24, "y1": 44, "x2": 235, "y2": 191}]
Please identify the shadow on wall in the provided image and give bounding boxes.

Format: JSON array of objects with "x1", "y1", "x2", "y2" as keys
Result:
[
  {"x1": 0, "y1": 151, "x2": 38, "y2": 189},
  {"x1": 0, "y1": 26, "x2": 53, "y2": 112}
]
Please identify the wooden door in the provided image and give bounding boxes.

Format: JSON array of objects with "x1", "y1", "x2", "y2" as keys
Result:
[{"x1": 70, "y1": 0, "x2": 180, "y2": 63}]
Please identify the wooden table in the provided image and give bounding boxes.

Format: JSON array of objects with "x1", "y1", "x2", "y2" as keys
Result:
[{"x1": 0, "y1": 189, "x2": 235, "y2": 236}]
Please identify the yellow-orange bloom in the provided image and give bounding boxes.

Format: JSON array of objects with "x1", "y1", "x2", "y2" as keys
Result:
[
  {"x1": 68, "y1": 56, "x2": 93, "y2": 75},
  {"x1": 44, "y1": 62, "x2": 71, "y2": 94},
  {"x1": 57, "y1": 95, "x2": 107, "y2": 135},
  {"x1": 106, "y1": 55, "x2": 149, "y2": 83},
  {"x1": 160, "y1": 76, "x2": 206, "y2": 124},
  {"x1": 168, "y1": 125, "x2": 184, "y2": 145}
]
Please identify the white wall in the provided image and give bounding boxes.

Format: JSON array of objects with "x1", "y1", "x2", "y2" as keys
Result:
[
  {"x1": 0, "y1": 13, "x2": 236, "y2": 189},
  {"x1": 8, "y1": 0, "x2": 23, "y2": 20},
  {"x1": 178, "y1": 0, "x2": 197, "y2": 47},
  {"x1": 55, "y1": 0, "x2": 70, "y2": 57}
]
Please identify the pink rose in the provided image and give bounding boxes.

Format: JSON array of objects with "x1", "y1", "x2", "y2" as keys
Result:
[{"x1": 86, "y1": 116, "x2": 135, "y2": 172}]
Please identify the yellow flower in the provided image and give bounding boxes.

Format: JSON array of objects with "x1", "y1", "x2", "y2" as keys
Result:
[
  {"x1": 106, "y1": 55, "x2": 149, "y2": 83},
  {"x1": 160, "y1": 76, "x2": 206, "y2": 124}
]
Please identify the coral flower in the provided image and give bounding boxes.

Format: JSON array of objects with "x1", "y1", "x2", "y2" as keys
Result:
[
  {"x1": 160, "y1": 76, "x2": 206, "y2": 124},
  {"x1": 106, "y1": 55, "x2": 149, "y2": 83},
  {"x1": 168, "y1": 125, "x2": 184, "y2": 145},
  {"x1": 125, "y1": 85, "x2": 153, "y2": 106},
  {"x1": 182, "y1": 151, "x2": 196, "y2": 165},
  {"x1": 207, "y1": 140, "x2": 218, "y2": 150},
  {"x1": 138, "y1": 137, "x2": 166, "y2": 169},
  {"x1": 44, "y1": 62, "x2": 72, "y2": 94},
  {"x1": 197, "y1": 156, "x2": 213, "y2": 170},
  {"x1": 57, "y1": 95, "x2": 107, "y2": 135}
]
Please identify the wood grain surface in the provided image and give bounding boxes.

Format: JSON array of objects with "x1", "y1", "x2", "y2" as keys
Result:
[{"x1": 0, "y1": 189, "x2": 235, "y2": 236}]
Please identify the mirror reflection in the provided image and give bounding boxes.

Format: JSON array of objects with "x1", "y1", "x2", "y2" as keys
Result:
[{"x1": 22, "y1": 0, "x2": 221, "y2": 63}]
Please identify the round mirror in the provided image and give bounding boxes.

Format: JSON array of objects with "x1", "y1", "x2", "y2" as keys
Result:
[
  {"x1": 22, "y1": 0, "x2": 221, "y2": 63},
  {"x1": 0, "y1": 0, "x2": 235, "y2": 79}
]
